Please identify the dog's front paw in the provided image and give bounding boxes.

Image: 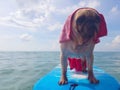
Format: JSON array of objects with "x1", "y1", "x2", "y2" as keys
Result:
[
  {"x1": 88, "y1": 70, "x2": 99, "y2": 84},
  {"x1": 58, "y1": 76, "x2": 68, "y2": 85},
  {"x1": 88, "y1": 76, "x2": 99, "y2": 84}
]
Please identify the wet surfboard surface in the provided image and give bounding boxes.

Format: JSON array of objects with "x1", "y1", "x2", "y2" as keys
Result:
[{"x1": 33, "y1": 65, "x2": 120, "y2": 90}]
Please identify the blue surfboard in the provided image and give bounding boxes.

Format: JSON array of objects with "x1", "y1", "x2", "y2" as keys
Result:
[{"x1": 33, "y1": 65, "x2": 120, "y2": 90}]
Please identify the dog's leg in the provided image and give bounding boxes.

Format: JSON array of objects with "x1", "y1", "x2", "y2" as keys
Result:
[
  {"x1": 59, "y1": 53, "x2": 68, "y2": 85},
  {"x1": 87, "y1": 54, "x2": 99, "y2": 84}
]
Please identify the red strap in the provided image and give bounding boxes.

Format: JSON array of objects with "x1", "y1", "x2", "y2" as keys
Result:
[
  {"x1": 68, "y1": 58, "x2": 87, "y2": 71},
  {"x1": 75, "y1": 59, "x2": 82, "y2": 71},
  {"x1": 68, "y1": 58, "x2": 76, "y2": 70}
]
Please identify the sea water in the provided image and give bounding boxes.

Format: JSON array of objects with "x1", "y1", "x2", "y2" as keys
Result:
[{"x1": 0, "y1": 52, "x2": 120, "y2": 90}]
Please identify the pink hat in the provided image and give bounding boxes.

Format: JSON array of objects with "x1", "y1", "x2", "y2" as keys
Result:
[{"x1": 59, "y1": 7, "x2": 107, "y2": 44}]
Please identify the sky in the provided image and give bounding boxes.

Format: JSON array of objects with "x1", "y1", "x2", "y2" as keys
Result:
[{"x1": 0, "y1": 0, "x2": 120, "y2": 51}]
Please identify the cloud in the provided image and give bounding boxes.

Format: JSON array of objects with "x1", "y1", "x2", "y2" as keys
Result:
[
  {"x1": 57, "y1": 0, "x2": 100, "y2": 15},
  {"x1": 79, "y1": 0, "x2": 100, "y2": 8},
  {"x1": 110, "y1": 6, "x2": 120, "y2": 15},
  {"x1": 0, "y1": 0, "x2": 56, "y2": 30},
  {"x1": 47, "y1": 22, "x2": 62, "y2": 31},
  {"x1": 108, "y1": 6, "x2": 120, "y2": 20},
  {"x1": 111, "y1": 35, "x2": 120, "y2": 47},
  {"x1": 111, "y1": 7, "x2": 118, "y2": 13},
  {"x1": 0, "y1": 0, "x2": 101, "y2": 31},
  {"x1": 110, "y1": 6, "x2": 118, "y2": 13},
  {"x1": 102, "y1": 35, "x2": 120, "y2": 51},
  {"x1": 19, "y1": 33, "x2": 33, "y2": 41},
  {"x1": 0, "y1": 8, "x2": 47, "y2": 28}
]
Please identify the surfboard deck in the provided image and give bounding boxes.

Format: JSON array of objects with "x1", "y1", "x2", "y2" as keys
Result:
[{"x1": 33, "y1": 65, "x2": 120, "y2": 90}]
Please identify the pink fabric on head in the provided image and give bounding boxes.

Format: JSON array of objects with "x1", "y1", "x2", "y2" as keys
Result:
[
  {"x1": 93, "y1": 14, "x2": 107, "y2": 43},
  {"x1": 59, "y1": 9, "x2": 79, "y2": 43},
  {"x1": 59, "y1": 8, "x2": 107, "y2": 44}
]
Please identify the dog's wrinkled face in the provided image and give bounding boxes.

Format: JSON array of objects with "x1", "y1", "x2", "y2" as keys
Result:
[{"x1": 72, "y1": 9, "x2": 101, "y2": 45}]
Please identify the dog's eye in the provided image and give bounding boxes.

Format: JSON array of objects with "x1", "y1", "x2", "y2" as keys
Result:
[{"x1": 76, "y1": 15, "x2": 86, "y2": 24}]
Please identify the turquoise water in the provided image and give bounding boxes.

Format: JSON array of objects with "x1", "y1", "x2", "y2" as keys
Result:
[{"x1": 0, "y1": 52, "x2": 120, "y2": 90}]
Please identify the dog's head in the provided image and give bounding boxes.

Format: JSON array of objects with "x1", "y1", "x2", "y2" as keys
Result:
[{"x1": 72, "y1": 9, "x2": 101, "y2": 45}]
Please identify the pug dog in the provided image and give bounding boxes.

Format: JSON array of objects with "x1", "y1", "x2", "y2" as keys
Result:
[{"x1": 59, "y1": 8, "x2": 106, "y2": 85}]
